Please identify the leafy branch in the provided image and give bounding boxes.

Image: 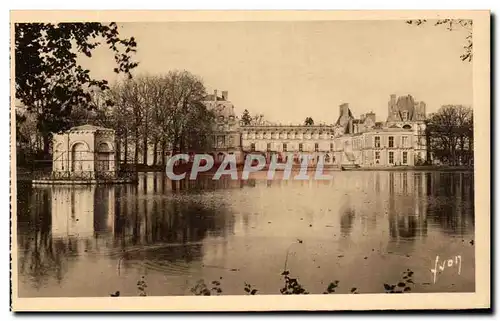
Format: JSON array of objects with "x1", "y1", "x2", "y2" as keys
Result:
[{"x1": 406, "y1": 19, "x2": 473, "y2": 62}]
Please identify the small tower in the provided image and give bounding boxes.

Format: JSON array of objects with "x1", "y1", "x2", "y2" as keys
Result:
[{"x1": 51, "y1": 124, "x2": 116, "y2": 180}]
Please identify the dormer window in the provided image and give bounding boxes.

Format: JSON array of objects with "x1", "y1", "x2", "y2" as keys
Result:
[
  {"x1": 219, "y1": 116, "x2": 225, "y2": 122},
  {"x1": 402, "y1": 111, "x2": 408, "y2": 121}
]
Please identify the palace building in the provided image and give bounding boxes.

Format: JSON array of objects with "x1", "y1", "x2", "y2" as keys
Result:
[
  {"x1": 204, "y1": 90, "x2": 428, "y2": 168},
  {"x1": 138, "y1": 90, "x2": 428, "y2": 168}
]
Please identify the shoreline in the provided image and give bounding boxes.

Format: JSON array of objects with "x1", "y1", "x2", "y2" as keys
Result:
[
  {"x1": 340, "y1": 166, "x2": 474, "y2": 172},
  {"x1": 15, "y1": 165, "x2": 474, "y2": 182}
]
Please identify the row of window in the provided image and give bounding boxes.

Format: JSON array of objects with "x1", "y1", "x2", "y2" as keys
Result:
[
  {"x1": 250, "y1": 142, "x2": 335, "y2": 152},
  {"x1": 374, "y1": 136, "x2": 409, "y2": 148},
  {"x1": 374, "y1": 151, "x2": 408, "y2": 165},
  {"x1": 243, "y1": 134, "x2": 333, "y2": 140},
  {"x1": 243, "y1": 131, "x2": 332, "y2": 135}
]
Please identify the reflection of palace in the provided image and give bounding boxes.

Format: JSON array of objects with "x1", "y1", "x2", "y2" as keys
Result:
[
  {"x1": 144, "y1": 91, "x2": 427, "y2": 167},
  {"x1": 386, "y1": 172, "x2": 428, "y2": 241}
]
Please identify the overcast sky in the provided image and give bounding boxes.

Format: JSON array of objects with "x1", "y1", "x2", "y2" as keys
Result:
[{"x1": 81, "y1": 20, "x2": 473, "y2": 124}]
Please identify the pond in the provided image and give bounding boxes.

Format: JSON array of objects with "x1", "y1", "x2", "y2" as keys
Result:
[{"x1": 16, "y1": 170, "x2": 475, "y2": 297}]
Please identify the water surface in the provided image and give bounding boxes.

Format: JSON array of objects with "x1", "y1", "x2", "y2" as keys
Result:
[{"x1": 16, "y1": 171, "x2": 475, "y2": 297}]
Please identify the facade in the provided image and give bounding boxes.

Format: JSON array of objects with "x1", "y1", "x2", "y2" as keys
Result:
[
  {"x1": 240, "y1": 125, "x2": 336, "y2": 165},
  {"x1": 331, "y1": 95, "x2": 427, "y2": 167},
  {"x1": 139, "y1": 91, "x2": 428, "y2": 168},
  {"x1": 203, "y1": 90, "x2": 244, "y2": 164}
]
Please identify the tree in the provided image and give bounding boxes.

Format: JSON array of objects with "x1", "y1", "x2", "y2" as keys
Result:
[
  {"x1": 16, "y1": 109, "x2": 39, "y2": 165},
  {"x1": 425, "y1": 105, "x2": 473, "y2": 166},
  {"x1": 304, "y1": 117, "x2": 314, "y2": 126},
  {"x1": 156, "y1": 70, "x2": 215, "y2": 155},
  {"x1": 106, "y1": 71, "x2": 216, "y2": 165},
  {"x1": 241, "y1": 109, "x2": 252, "y2": 126},
  {"x1": 15, "y1": 22, "x2": 139, "y2": 155},
  {"x1": 105, "y1": 76, "x2": 157, "y2": 165},
  {"x1": 406, "y1": 19, "x2": 473, "y2": 62},
  {"x1": 92, "y1": 85, "x2": 133, "y2": 164}
]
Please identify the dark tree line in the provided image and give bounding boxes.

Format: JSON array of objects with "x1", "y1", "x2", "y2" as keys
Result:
[
  {"x1": 98, "y1": 72, "x2": 216, "y2": 166},
  {"x1": 426, "y1": 105, "x2": 473, "y2": 166}
]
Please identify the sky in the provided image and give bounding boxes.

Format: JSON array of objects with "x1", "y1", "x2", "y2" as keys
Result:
[{"x1": 81, "y1": 20, "x2": 473, "y2": 124}]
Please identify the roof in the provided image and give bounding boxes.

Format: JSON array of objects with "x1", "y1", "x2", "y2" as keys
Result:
[
  {"x1": 204, "y1": 94, "x2": 225, "y2": 101},
  {"x1": 213, "y1": 102, "x2": 236, "y2": 118}
]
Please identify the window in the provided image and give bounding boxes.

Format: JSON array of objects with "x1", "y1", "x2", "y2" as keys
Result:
[
  {"x1": 389, "y1": 136, "x2": 394, "y2": 148},
  {"x1": 315, "y1": 143, "x2": 319, "y2": 152},
  {"x1": 374, "y1": 136, "x2": 381, "y2": 148},
  {"x1": 330, "y1": 143, "x2": 334, "y2": 152},
  {"x1": 100, "y1": 159, "x2": 110, "y2": 171},
  {"x1": 251, "y1": 143, "x2": 255, "y2": 152},
  {"x1": 375, "y1": 151, "x2": 380, "y2": 161},
  {"x1": 402, "y1": 136, "x2": 408, "y2": 148},
  {"x1": 267, "y1": 143, "x2": 271, "y2": 151},
  {"x1": 299, "y1": 143, "x2": 303, "y2": 152},
  {"x1": 402, "y1": 151, "x2": 408, "y2": 165},
  {"x1": 402, "y1": 111, "x2": 408, "y2": 121},
  {"x1": 389, "y1": 151, "x2": 394, "y2": 164},
  {"x1": 283, "y1": 143, "x2": 287, "y2": 152}
]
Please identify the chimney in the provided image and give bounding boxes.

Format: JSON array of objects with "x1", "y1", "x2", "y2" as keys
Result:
[
  {"x1": 420, "y1": 102, "x2": 426, "y2": 115},
  {"x1": 390, "y1": 94, "x2": 396, "y2": 108},
  {"x1": 214, "y1": 89, "x2": 218, "y2": 102},
  {"x1": 388, "y1": 94, "x2": 397, "y2": 120},
  {"x1": 222, "y1": 91, "x2": 228, "y2": 100}
]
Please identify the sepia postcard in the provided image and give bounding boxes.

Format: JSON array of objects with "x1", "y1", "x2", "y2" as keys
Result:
[{"x1": 10, "y1": 10, "x2": 490, "y2": 312}]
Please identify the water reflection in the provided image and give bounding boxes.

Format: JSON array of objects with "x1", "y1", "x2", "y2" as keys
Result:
[
  {"x1": 17, "y1": 171, "x2": 475, "y2": 296},
  {"x1": 388, "y1": 172, "x2": 428, "y2": 241},
  {"x1": 17, "y1": 175, "x2": 234, "y2": 291},
  {"x1": 340, "y1": 205, "x2": 356, "y2": 237}
]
